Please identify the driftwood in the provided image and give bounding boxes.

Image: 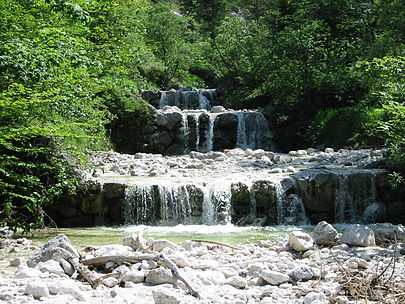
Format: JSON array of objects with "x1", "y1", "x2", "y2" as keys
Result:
[
  {"x1": 81, "y1": 254, "x2": 158, "y2": 267},
  {"x1": 191, "y1": 239, "x2": 240, "y2": 250},
  {"x1": 80, "y1": 252, "x2": 200, "y2": 298}
]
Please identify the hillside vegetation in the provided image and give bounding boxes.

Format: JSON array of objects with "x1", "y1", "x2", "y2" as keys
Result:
[{"x1": 1, "y1": 0, "x2": 404, "y2": 231}]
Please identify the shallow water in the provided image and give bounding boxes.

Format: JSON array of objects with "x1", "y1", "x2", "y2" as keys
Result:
[{"x1": 23, "y1": 224, "x2": 312, "y2": 249}]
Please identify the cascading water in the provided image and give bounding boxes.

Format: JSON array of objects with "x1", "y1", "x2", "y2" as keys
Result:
[
  {"x1": 159, "y1": 90, "x2": 212, "y2": 110},
  {"x1": 236, "y1": 111, "x2": 274, "y2": 151}
]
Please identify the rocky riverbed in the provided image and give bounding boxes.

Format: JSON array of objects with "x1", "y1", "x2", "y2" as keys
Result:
[{"x1": 1, "y1": 222, "x2": 404, "y2": 304}]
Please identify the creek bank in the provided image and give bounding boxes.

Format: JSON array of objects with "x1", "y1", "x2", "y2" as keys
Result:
[
  {"x1": 48, "y1": 148, "x2": 405, "y2": 227},
  {"x1": 1, "y1": 222, "x2": 404, "y2": 303}
]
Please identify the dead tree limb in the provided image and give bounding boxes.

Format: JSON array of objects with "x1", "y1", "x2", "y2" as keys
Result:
[
  {"x1": 158, "y1": 253, "x2": 201, "y2": 299},
  {"x1": 81, "y1": 254, "x2": 159, "y2": 267},
  {"x1": 191, "y1": 239, "x2": 240, "y2": 250}
]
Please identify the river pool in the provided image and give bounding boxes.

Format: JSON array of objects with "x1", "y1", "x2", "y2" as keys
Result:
[{"x1": 22, "y1": 225, "x2": 313, "y2": 249}]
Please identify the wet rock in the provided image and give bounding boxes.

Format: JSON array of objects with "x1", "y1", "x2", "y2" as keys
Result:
[
  {"x1": 311, "y1": 221, "x2": 339, "y2": 245},
  {"x1": 289, "y1": 231, "x2": 314, "y2": 252},
  {"x1": 341, "y1": 224, "x2": 376, "y2": 247}
]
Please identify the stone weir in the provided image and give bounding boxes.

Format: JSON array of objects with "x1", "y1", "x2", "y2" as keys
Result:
[
  {"x1": 138, "y1": 88, "x2": 274, "y2": 155},
  {"x1": 48, "y1": 148, "x2": 405, "y2": 227}
]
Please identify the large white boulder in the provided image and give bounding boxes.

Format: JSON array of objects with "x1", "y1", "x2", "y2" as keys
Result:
[
  {"x1": 24, "y1": 280, "x2": 50, "y2": 299},
  {"x1": 341, "y1": 224, "x2": 376, "y2": 247}
]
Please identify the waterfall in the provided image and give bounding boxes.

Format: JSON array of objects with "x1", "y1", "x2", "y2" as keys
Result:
[
  {"x1": 159, "y1": 90, "x2": 211, "y2": 110},
  {"x1": 203, "y1": 114, "x2": 216, "y2": 153},
  {"x1": 334, "y1": 171, "x2": 379, "y2": 223},
  {"x1": 123, "y1": 179, "x2": 234, "y2": 226},
  {"x1": 236, "y1": 111, "x2": 273, "y2": 151},
  {"x1": 181, "y1": 113, "x2": 190, "y2": 154},
  {"x1": 98, "y1": 182, "x2": 105, "y2": 225}
]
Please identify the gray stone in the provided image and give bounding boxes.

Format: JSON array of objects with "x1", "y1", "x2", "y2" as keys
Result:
[
  {"x1": 123, "y1": 234, "x2": 141, "y2": 250},
  {"x1": 145, "y1": 268, "x2": 175, "y2": 285},
  {"x1": 288, "y1": 265, "x2": 314, "y2": 281},
  {"x1": 311, "y1": 221, "x2": 339, "y2": 245},
  {"x1": 123, "y1": 270, "x2": 145, "y2": 283},
  {"x1": 289, "y1": 231, "x2": 314, "y2": 252},
  {"x1": 10, "y1": 257, "x2": 24, "y2": 267},
  {"x1": 260, "y1": 270, "x2": 290, "y2": 285},
  {"x1": 341, "y1": 224, "x2": 376, "y2": 247},
  {"x1": 27, "y1": 234, "x2": 79, "y2": 268},
  {"x1": 152, "y1": 239, "x2": 178, "y2": 252},
  {"x1": 24, "y1": 280, "x2": 50, "y2": 299}
]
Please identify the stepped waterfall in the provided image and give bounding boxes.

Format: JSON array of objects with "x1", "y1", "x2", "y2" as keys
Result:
[
  {"x1": 50, "y1": 88, "x2": 400, "y2": 228},
  {"x1": 76, "y1": 88, "x2": 394, "y2": 228}
]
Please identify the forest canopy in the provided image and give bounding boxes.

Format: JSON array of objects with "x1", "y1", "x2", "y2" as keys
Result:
[{"x1": 0, "y1": 0, "x2": 404, "y2": 231}]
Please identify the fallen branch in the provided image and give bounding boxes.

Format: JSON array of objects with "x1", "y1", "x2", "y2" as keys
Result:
[
  {"x1": 81, "y1": 254, "x2": 159, "y2": 267},
  {"x1": 158, "y1": 253, "x2": 201, "y2": 299},
  {"x1": 191, "y1": 239, "x2": 240, "y2": 250}
]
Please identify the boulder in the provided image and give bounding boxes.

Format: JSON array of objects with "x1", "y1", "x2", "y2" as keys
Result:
[
  {"x1": 303, "y1": 292, "x2": 328, "y2": 304},
  {"x1": 289, "y1": 231, "x2": 314, "y2": 252},
  {"x1": 341, "y1": 224, "x2": 376, "y2": 247},
  {"x1": 27, "y1": 234, "x2": 79, "y2": 268},
  {"x1": 311, "y1": 221, "x2": 339, "y2": 245},
  {"x1": 15, "y1": 266, "x2": 42, "y2": 279},
  {"x1": 123, "y1": 271, "x2": 145, "y2": 283}
]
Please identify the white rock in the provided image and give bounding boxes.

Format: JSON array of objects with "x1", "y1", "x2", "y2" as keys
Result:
[
  {"x1": 289, "y1": 231, "x2": 314, "y2": 252},
  {"x1": 47, "y1": 281, "x2": 85, "y2": 301},
  {"x1": 102, "y1": 277, "x2": 119, "y2": 287},
  {"x1": 303, "y1": 292, "x2": 328, "y2": 304},
  {"x1": 59, "y1": 259, "x2": 75, "y2": 276},
  {"x1": 197, "y1": 270, "x2": 226, "y2": 285},
  {"x1": 325, "y1": 148, "x2": 334, "y2": 153},
  {"x1": 152, "y1": 239, "x2": 178, "y2": 252},
  {"x1": 92, "y1": 244, "x2": 133, "y2": 257},
  {"x1": 14, "y1": 266, "x2": 42, "y2": 278},
  {"x1": 296, "y1": 150, "x2": 308, "y2": 156},
  {"x1": 168, "y1": 252, "x2": 189, "y2": 267},
  {"x1": 260, "y1": 270, "x2": 290, "y2": 285},
  {"x1": 311, "y1": 221, "x2": 339, "y2": 245},
  {"x1": 226, "y1": 276, "x2": 247, "y2": 289},
  {"x1": 341, "y1": 224, "x2": 376, "y2": 247},
  {"x1": 24, "y1": 280, "x2": 50, "y2": 299},
  {"x1": 37, "y1": 259, "x2": 65, "y2": 275},
  {"x1": 152, "y1": 287, "x2": 182, "y2": 304},
  {"x1": 145, "y1": 268, "x2": 175, "y2": 285}
]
